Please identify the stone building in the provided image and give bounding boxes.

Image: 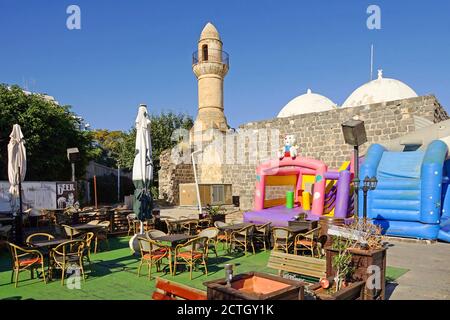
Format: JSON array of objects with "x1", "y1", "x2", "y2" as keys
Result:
[{"x1": 159, "y1": 23, "x2": 449, "y2": 211}]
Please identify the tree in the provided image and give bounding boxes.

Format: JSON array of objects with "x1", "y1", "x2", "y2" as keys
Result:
[
  {"x1": 91, "y1": 129, "x2": 127, "y2": 168},
  {"x1": 0, "y1": 84, "x2": 95, "y2": 181}
]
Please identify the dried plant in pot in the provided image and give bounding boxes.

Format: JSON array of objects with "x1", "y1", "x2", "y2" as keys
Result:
[
  {"x1": 331, "y1": 236, "x2": 356, "y2": 292},
  {"x1": 200, "y1": 204, "x2": 227, "y2": 223}
]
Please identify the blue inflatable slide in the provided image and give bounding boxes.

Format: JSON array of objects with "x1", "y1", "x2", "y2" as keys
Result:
[{"x1": 360, "y1": 140, "x2": 450, "y2": 242}]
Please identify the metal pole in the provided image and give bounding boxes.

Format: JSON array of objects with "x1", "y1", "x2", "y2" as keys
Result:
[
  {"x1": 117, "y1": 165, "x2": 120, "y2": 203},
  {"x1": 353, "y1": 146, "x2": 360, "y2": 220},
  {"x1": 94, "y1": 175, "x2": 98, "y2": 209},
  {"x1": 191, "y1": 150, "x2": 203, "y2": 215},
  {"x1": 363, "y1": 187, "x2": 368, "y2": 223},
  {"x1": 15, "y1": 166, "x2": 24, "y2": 245},
  {"x1": 71, "y1": 162, "x2": 76, "y2": 182}
]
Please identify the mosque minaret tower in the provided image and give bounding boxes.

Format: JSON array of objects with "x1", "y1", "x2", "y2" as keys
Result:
[{"x1": 192, "y1": 22, "x2": 229, "y2": 136}]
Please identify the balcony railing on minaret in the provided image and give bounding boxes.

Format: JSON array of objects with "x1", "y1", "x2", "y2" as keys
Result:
[{"x1": 192, "y1": 49, "x2": 229, "y2": 68}]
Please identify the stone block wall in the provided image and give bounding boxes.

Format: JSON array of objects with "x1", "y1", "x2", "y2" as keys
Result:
[{"x1": 159, "y1": 95, "x2": 449, "y2": 209}]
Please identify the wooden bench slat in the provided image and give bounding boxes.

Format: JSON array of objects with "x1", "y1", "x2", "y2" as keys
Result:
[
  {"x1": 268, "y1": 256, "x2": 326, "y2": 272},
  {"x1": 152, "y1": 291, "x2": 176, "y2": 300},
  {"x1": 268, "y1": 251, "x2": 327, "y2": 280},
  {"x1": 154, "y1": 278, "x2": 207, "y2": 300}
]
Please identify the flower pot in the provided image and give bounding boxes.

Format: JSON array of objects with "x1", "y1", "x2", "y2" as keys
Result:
[{"x1": 310, "y1": 277, "x2": 365, "y2": 300}]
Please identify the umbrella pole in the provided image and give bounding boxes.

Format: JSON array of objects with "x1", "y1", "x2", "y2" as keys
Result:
[{"x1": 15, "y1": 166, "x2": 24, "y2": 245}]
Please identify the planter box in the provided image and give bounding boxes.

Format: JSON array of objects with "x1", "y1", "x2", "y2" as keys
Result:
[
  {"x1": 325, "y1": 247, "x2": 387, "y2": 300},
  {"x1": 199, "y1": 214, "x2": 226, "y2": 224},
  {"x1": 310, "y1": 277, "x2": 365, "y2": 300},
  {"x1": 203, "y1": 272, "x2": 304, "y2": 300}
]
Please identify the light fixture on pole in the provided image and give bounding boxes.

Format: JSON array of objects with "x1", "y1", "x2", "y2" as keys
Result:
[
  {"x1": 67, "y1": 147, "x2": 80, "y2": 182},
  {"x1": 362, "y1": 176, "x2": 378, "y2": 222},
  {"x1": 341, "y1": 119, "x2": 367, "y2": 219}
]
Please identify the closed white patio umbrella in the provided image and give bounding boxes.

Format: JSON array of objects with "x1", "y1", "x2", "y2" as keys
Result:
[
  {"x1": 129, "y1": 104, "x2": 154, "y2": 252},
  {"x1": 8, "y1": 124, "x2": 27, "y2": 244}
]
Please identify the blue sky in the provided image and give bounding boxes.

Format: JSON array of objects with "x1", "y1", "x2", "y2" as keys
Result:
[{"x1": 1, "y1": 0, "x2": 449, "y2": 131}]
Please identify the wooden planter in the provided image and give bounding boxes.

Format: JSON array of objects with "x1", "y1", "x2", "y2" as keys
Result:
[
  {"x1": 325, "y1": 247, "x2": 387, "y2": 300},
  {"x1": 199, "y1": 214, "x2": 227, "y2": 224},
  {"x1": 309, "y1": 277, "x2": 365, "y2": 300},
  {"x1": 203, "y1": 272, "x2": 304, "y2": 300}
]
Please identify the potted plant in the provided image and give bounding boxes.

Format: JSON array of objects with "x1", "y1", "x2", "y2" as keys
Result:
[
  {"x1": 200, "y1": 204, "x2": 227, "y2": 224},
  {"x1": 324, "y1": 220, "x2": 388, "y2": 300}
]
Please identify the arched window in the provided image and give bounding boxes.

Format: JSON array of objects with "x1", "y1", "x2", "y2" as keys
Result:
[{"x1": 202, "y1": 44, "x2": 208, "y2": 61}]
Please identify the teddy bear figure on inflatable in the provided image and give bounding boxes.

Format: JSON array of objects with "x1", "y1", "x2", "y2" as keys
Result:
[{"x1": 278, "y1": 134, "x2": 299, "y2": 160}]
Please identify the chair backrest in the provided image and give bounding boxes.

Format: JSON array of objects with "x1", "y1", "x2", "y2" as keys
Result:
[
  {"x1": 7, "y1": 242, "x2": 31, "y2": 264},
  {"x1": 304, "y1": 226, "x2": 321, "y2": 239},
  {"x1": 62, "y1": 224, "x2": 79, "y2": 237},
  {"x1": 181, "y1": 221, "x2": 198, "y2": 234},
  {"x1": 165, "y1": 220, "x2": 177, "y2": 234},
  {"x1": 198, "y1": 227, "x2": 219, "y2": 240},
  {"x1": 147, "y1": 229, "x2": 167, "y2": 239},
  {"x1": 257, "y1": 222, "x2": 272, "y2": 235},
  {"x1": 272, "y1": 227, "x2": 291, "y2": 240},
  {"x1": 214, "y1": 221, "x2": 229, "y2": 228},
  {"x1": 87, "y1": 220, "x2": 100, "y2": 225},
  {"x1": 80, "y1": 232, "x2": 95, "y2": 248},
  {"x1": 237, "y1": 224, "x2": 255, "y2": 237},
  {"x1": 177, "y1": 236, "x2": 208, "y2": 254},
  {"x1": 53, "y1": 240, "x2": 85, "y2": 257},
  {"x1": 26, "y1": 233, "x2": 55, "y2": 245}
]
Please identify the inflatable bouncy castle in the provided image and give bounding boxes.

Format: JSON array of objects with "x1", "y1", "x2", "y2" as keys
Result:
[{"x1": 361, "y1": 140, "x2": 450, "y2": 242}]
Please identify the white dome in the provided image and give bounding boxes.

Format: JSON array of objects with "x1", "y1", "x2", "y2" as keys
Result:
[
  {"x1": 342, "y1": 70, "x2": 418, "y2": 108},
  {"x1": 277, "y1": 89, "x2": 336, "y2": 118}
]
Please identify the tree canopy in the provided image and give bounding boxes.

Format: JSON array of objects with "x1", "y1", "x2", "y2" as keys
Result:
[{"x1": 0, "y1": 84, "x2": 94, "y2": 181}]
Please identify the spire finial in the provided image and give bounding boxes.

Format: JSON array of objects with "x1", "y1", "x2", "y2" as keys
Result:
[
  {"x1": 377, "y1": 69, "x2": 383, "y2": 80},
  {"x1": 307, "y1": 88, "x2": 312, "y2": 94}
]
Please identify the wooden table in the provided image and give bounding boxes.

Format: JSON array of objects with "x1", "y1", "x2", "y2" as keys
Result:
[{"x1": 71, "y1": 224, "x2": 105, "y2": 232}]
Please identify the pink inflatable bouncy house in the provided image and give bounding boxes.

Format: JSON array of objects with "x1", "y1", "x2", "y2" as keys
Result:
[{"x1": 244, "y1": 155, "x2": 354, "y2": 227}]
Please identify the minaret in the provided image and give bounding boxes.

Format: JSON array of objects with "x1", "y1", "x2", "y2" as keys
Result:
[{"x1": 192, "y1": 22, "x2": 229, "y2": 137}]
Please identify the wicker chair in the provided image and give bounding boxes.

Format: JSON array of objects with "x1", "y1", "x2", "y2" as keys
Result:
[
  {"x1": 197, "y1": 227, "x2": 220, "y2": 257},
  {"x1": 229, "y1": 225, "x2": 256, "y2": 256},
  {"x1": 127, "y1": 214, "x2": 137, "y2": 236},
  {"x1": 146, "y1": 229, "x2": 167, "y2": 240},
  {"x1": 7, "y1": 242, "x2": 46, "y2": 288},
  {"x1": 165, "y1": 219, "x2": 178, "y2": 235},
  {"x1": 87, "y1": 219, "x2": 100, "y2": 226},
  {"x1": 79, "y1": 232, "x2": 95, "y2": 267},
  {"x1": 50, "y1": 240, "x2": 86, "y2": 286},
  {"x1": 137, "y1": 237, "x2": 171, "y2": 280},
  {"x1": 62, "y1": 224, "x2": 81, "y2": 240},
  {"x1": 272, "y1": 227, "x2": 294, "y2": 253},
  {"x1": 214, "y1": 221, "x2": 231, "y2": 250},
  {"x1": 253, "y1": 222, "x2": 272, "y2": 251},
  {"x1": 26, "y1": 233, "x2": 55, "y2": 246},
  {"x1": 173, "y1": 237, "x2": 208, "y2": 280},
  {"x1": 181, "y1": 220, "x2": 198, "y2": 236},
  {"x1": 94, "y1": 221, "x2": 110, "y2": 253},
  {"x1": 294, "y1": 226, "x2": 322, "y2": 257}
]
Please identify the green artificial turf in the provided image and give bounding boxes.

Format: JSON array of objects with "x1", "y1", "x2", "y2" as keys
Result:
[{"x1": 0, "y1": 237, "x2": 408, "y2": 300}]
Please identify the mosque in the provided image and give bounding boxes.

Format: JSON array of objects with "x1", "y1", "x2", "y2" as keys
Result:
[{"x1": 159, "y1": 22, "x2": 449, "y2": 210}]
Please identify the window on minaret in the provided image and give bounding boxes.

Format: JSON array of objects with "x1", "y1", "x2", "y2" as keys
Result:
[{"x1": 202, "y1": 45, "x2": 208, "y2": 61}]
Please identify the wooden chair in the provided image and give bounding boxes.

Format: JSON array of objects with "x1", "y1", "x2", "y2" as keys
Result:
[
  {"x1": 214, "y1": 221, "x2": 231, "y2": 250},
  {"x1": 7, "y1": 242, "x2": 47, "y2": 288},
  {"x1": 181, "y1": 220, "x2": 198, "y2": 236},
  {"x1": 253, "y1": 222, "x2": 271, "y2": 251},
  {"x1": 165, "y1": 219, "x2": 178, "y2": 234},
  {"x1": 146, "y1": 229, "x2": 167, "y2": 240},
  {"x1": 272, "y1": 227, "x2": 294, "y2": 253},
  {"x1": 62, "y1": 224, "x2": 81, "y2": 240},
  {"x1": 152, "y1": 277, "x2": 207, "y2": 300},
  {"x1": 26, "y1": 233, "x2": 55, "y2": 246},
  {"x1": 173, "y1": 237, "x2": 208, "y2": 280},
  {"x1": 79, "y1": 232, "x2": 95, "y2": 267},
  {"x1": 127, "y1": 213, "x2": 137, "y2": 236},
  {"x1": 94, "y1": 221, "x2": 110, "y2": 253},
  {"x1": 294, "y1": 226, "x2": 322, "y2": 257},
  {"x1": 137, "y1": 237, "x2": 171, "y2": 280},
  {"x1": 197, "y1": 227, "x2": 219, "y2": 257},
  {"x1": 229, "y1": 225, "x2": 255, "y2": 256},
  {"x1": 50, "y1": 240, "x2": 86, "y2": 286}
]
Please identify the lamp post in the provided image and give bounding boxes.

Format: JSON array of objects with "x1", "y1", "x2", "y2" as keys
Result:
[
  {"x1": 341, "y1": 119, "x2": 368, "y2": 220},
  {"x1": 362, "y1": 176, "x2": 378, "y2": 222},
  {"x1": 67, "y1": 148, "x2": 80, "y2": 182}
]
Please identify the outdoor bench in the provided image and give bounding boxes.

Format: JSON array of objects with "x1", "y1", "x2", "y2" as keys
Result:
[{"x1": 152, "y1": 277, "x2": 207, "y2": 300}]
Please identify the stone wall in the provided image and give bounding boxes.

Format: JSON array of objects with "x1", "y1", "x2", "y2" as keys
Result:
[{"x1": 159, "y1": 95, "x2": 449, "y2": 209}]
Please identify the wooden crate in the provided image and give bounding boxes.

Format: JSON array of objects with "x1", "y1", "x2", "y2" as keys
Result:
[
  {"x1": 325, "y1": 247, "x2": 387, "y2": 300},
  {"x1": 204, "y1": 272, "x2": 304, "y2": 300}
]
